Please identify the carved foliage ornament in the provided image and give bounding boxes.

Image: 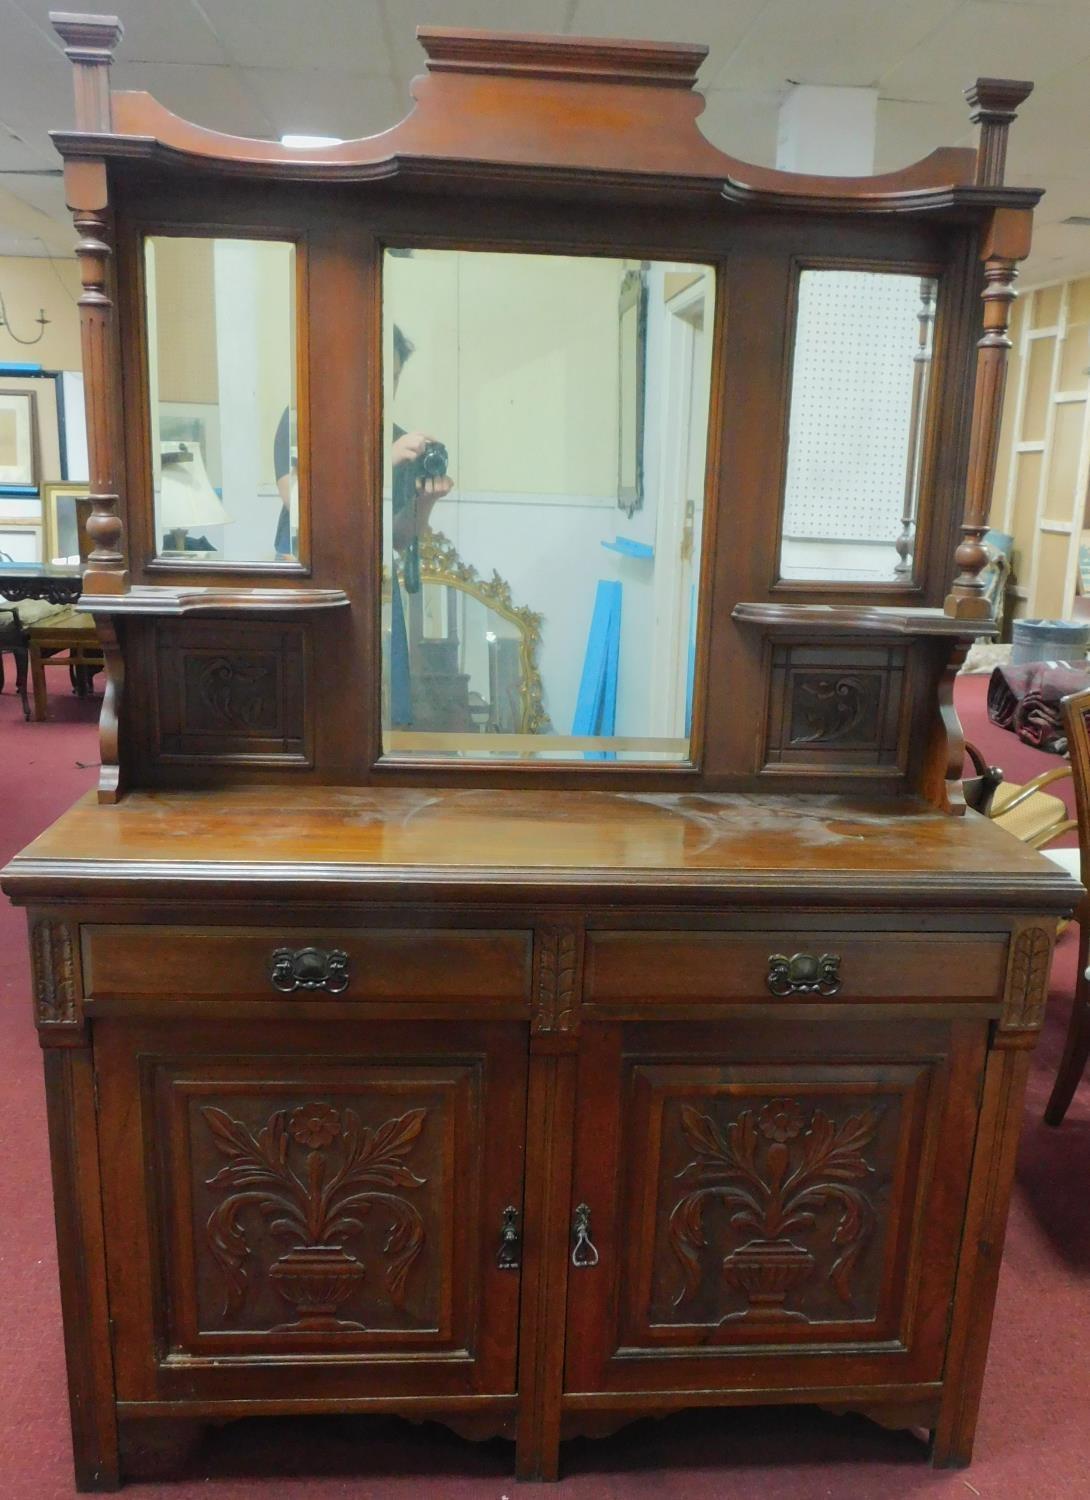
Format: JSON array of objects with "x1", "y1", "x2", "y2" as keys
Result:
[
  {"x1": 32, "y1": 920, "x2": 78, "y2": 1026},
  {"x1": 1002, "y1": 925, "x2": 1053, "y2": 1031},
  {"x1": 197, "y1": 655, "x2": 273, "y2": 729},
  {"x1": 669, "y1": 1098, "x2": 879, "y2": 1321},
  {"x1": 792, "y1": 675, "x2": 871, "y2": 745},
  {"x1": 202, "y1": 1102, "x2": 427, "y2": 1330},
  {"x1": 532, "y1": 926, "x2": 580, "y2": 1035}
]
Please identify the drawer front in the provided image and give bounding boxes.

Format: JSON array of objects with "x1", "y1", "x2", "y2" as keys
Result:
[
  {"x1": 584, "y1": 931, "x2": 1007, "y2": 1003},
  {"x1": 82, "y1": 925, "x2": 532, "y2": 1001}
]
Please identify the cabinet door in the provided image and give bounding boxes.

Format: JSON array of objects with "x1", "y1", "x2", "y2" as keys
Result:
[
  {"x1": 565, "y1": 1017, "x2": 985, "y2": 1396},
  {"x1": 95, "y1": 1018, "x2": 527, "y2": 1404}
]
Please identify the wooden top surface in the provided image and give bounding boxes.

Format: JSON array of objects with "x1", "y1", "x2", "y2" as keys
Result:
[{"x1": 2, "y1": 787, "x2": 1078, "y2": 911}]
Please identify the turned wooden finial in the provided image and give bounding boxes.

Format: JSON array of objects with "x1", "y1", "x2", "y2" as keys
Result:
[
  {"x1": 50, "y1": 13, "x2": 123, "y2": 132},
  {"x1": 945, "y1": 206, "x2": 1033, "y2": 619},
  {"x1": 965, "y1": 78, "x2": 1033, "y2": 187}
]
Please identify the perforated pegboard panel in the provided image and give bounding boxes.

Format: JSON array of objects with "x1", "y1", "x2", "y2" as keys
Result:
[{"x1": 782, "y1": 270, "x2": 929, "y2": 543}]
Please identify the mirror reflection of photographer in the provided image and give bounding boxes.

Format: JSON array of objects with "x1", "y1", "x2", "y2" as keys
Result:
[
  {"x1": 272, "y1": 407, "x2": 297, "y2": 561},
  {"x1": 389, "y1": 324, "x2": 454, "y2": 725}
]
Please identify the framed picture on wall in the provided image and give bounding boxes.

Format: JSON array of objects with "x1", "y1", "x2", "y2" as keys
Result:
[
  {"x1": 0, "y1": 517, "x2": 43, "y2": 563},
  {"x1": 0, "y1": 390, "x2": 39, "y2": 491},
  {"x1": 42, "y1": 480, "x2": 92, "y2": 564}
]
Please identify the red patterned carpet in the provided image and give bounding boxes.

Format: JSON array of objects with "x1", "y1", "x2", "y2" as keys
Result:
[{"x1": 0, "y1": 670, "x2": 1088, "y2": 1498}]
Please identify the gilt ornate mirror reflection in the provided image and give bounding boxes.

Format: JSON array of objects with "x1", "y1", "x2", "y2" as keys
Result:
[
  {"x1": 381, "y1": 247, "x2": 715, "y2": 763},
  {"x1": 779, "y1": 268, "x2": 938, "y2": 585},
  {"x1": 382, "y1": 528, "x2": 547, "y2": 748}
]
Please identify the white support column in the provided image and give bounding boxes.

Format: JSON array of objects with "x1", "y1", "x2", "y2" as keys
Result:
[{"x1": 777, "y1": 85, "x2": 878, "y2": 176}]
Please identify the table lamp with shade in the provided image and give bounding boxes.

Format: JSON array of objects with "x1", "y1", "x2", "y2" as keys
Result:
[{"x1": 158, "y1": 440, "x2": 231, "y2": 553}]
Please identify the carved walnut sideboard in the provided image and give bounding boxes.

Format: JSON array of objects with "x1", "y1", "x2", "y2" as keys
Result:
[{"x1": 1, "y1": 15, "x2": 1079, "y2": 1491}]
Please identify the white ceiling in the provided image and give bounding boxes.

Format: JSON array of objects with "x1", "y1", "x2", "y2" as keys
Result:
[{"x1": 2, "y1": 0, "x2": 1090, "y2": 283}]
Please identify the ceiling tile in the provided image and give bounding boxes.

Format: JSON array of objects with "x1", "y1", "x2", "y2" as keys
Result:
[
  {"x1": 1027, "y1": 174, "x2": 1090, "y2": 224},
  {"x1": 10, "y1": 0, "x2": 228, "y2": 66},
  {"x1": 0, "y1": 124, "x2": 58, "y2": 175},
  {"x1": 873, "y1": 98, "x2": 971, "y2": 174},
  {"x1": 708, "y1": 0, "x2": 957, "y2": 92},
  {"x1": 0, "y1": 170, "x2": 67, "y2": 222},
  {"x1": 0, "y1": 179, "x2": 74, "y2": 254},
  {"x1": 199, "y1": 0, "x2": 392, "y2": 74},
  {"x1": 569, "y1": 0, "x2": 769, "y2": 87},
  {"x1": 383, "y1": 0, "x2": 573, "y2": 82},
  {"x1": 879, "y1": 0, "x2": 1090, "y2": 105},
  {"x1": 0, "y1": 0, "x2": 83, "y2": 142},
  {"x1": 1023, "y1": 220, "x2": 1090, "y2": 283},
  {"x1": 241, "y1": 69, "x2": 404, "y2": 141},
  {"x1": 697, "y1": 88, "x2": 784, "y2": 167},
  {"x1": 110, "y1": 61, "x2": 274, "y2": 139}
]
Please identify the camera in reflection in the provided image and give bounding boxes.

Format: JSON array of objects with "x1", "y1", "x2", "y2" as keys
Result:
[{"x1": 412, "y1": 439, "x2": 448, "y2": 485}]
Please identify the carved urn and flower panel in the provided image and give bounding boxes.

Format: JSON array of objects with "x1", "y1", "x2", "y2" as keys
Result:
[
  {"x1": 159, "y1": 1069, "x2": 472, "y2": 1351},
  {"x1": 200, "y1": 1098, "x2": 429, "y2": 1333},
  {"x1": 607, "y1": 1051, "x2": 952, "y2": 1360},
  {"x1": 667, "y1": 1095, "x2": 883, "y2": 1324}
]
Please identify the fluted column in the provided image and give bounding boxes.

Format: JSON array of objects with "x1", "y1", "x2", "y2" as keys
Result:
[
  {"x1": 945, "y1": 78, "x2": 1033, "y2": 619},
  {"x1": 52, "y1": 13, "x2": 128, "y2": 595}
]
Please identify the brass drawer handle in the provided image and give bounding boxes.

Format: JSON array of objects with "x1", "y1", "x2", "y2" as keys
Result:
[
  {"x1": 496, "y1": 1205, "x2": 521, "y2": 1270},
  {"x1": 767, "y1": 952, "x2": 842, "y2": 998},
  {"x1": 269, "y1": 946, "x2": 350, "y2": 994},
  {"x1": 571, "y1": 1202, "x2": 600, "y2": 1268}
]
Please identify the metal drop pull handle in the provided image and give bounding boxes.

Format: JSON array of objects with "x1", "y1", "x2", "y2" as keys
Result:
[
  {"x1": 766, "y1": 952, "x2": 842, "y2": 998},
  {"x1": 269, "y1": 946, "x2": 350, "y2": 994},
  {"x1": 571, "y1": 1202, "x2": 600, "y2": 1268},
  {"x1": 496, "y1": 1205, "x2": 521, "y2": 1270}
]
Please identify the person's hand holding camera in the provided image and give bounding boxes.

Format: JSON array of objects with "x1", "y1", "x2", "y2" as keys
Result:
[{"x1": 391, "y1": 430, "x2": 453, "y2": 547}]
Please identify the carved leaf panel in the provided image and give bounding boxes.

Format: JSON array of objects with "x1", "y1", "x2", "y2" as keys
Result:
[
  {"x1": 565, "y1": 1019, "x2": 986, "y2": 1396},
  {"x1": 634, "y1": 1069, "x2": 914, "y2": 1338},
  {"x1": 764, "y1": 643, "x2": 907, "y2": 771},
  {"x1": 169, "y1": 1071, "x2": 460, "y2": 1344},
  {"x1": 93, "y1": 1018, "x2": 527, "y2": 1401},
  {"x1": 153, "y1": 619, "x2": 311, "y2": 765}
]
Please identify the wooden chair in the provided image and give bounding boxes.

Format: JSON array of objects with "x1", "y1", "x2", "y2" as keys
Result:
[
  {"x1": 25, "y1": 608, "x2": 104, "y2": 722},
  {"x1": 964, "y1": 740, "x2": 1076, "y2": 849},
  {"x1": 1045, "y1": 685, "x2": 1090, "y2": 1124}
]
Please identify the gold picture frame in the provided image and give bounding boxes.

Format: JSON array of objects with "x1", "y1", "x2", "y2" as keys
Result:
[
  {"x1": 0, "y1": 389, "x2": 39, "y2": 490},
  {"x1": 42, "y1": 481, "x2": 92, "y2": 564},
  {"x1": 0, "y1": 517, "x2": 43, "y2": 562}
]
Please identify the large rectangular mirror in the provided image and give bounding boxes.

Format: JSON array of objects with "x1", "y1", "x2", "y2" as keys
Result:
[
  {"x1": 779, "y1": 268, "x2": 938, "y2": 584},
  {"x1": 381, "y1": 248, "x2": 715, "y2": 763},
  {"x1": 144, "y1": 235, "x2": 300, "y2": 565}
]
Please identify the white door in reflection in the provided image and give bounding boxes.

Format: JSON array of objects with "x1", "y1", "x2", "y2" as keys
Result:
[{"x1": 381, "y1": 248, "x2": 716, "y2": 764}]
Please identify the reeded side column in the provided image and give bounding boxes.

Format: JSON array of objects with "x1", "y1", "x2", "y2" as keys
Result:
[
  {"x1": 945, "y1": 77, "x2": 1033, "y2": 620},
  {"x1": 51, "y1": 13, "x2": 128, "y2": 596}
]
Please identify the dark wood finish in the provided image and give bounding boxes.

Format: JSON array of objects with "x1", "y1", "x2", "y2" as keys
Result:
[
  {"x1": 95, "y1": 1017, "x2": 526, "y2": 1403},
  {"x1": 81, "y1": 923, "x2": 532, "y2": 1002},
  {"x1": 763, "y1": 643, "x2": 907, "y2": 774},
  {"x1": 3, "y1": 18, "x2": 1076, "y2": 1492},
  {"x1": 79, "y1": 586, "x2": 349, "y2": 615},
  {"x1": 565, "y1": 1018, "x2": 983, "y2": 1395},
  {"x1": 583, "y1": 931, "x2": 1007, "y2": 1003},
  {"x1": 4, "y1": 786, "x2": 1076, "y2": 911},
  {"x1": 152, "y1": 620, "x2": 311, "y2": 766},
  {"x1": 946, "y1": 207, "x2": 1033, "y2": 618},
  {"x1": 965, "y1": 78, "x2": 1035, "y2": 189}
]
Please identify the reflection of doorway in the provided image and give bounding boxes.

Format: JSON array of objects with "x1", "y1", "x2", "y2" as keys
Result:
[{"x1": 649, "y1": 273, "x2": 711, "y2": 738}]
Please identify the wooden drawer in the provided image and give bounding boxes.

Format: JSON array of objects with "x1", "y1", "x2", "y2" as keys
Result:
[
  {"x1": 584, "y1": 931, "x2": 1007, "y2": 1003},
  {"x1": 81, "y1": 925, "x2": 532, "y2": 1002}
]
